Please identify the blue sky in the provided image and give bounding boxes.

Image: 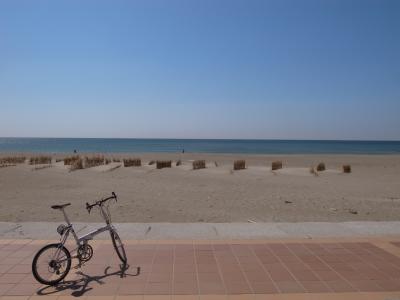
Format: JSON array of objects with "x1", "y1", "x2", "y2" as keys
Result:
[{"x1": 0, "y1": 0, "x2": 399, "y2": 140}]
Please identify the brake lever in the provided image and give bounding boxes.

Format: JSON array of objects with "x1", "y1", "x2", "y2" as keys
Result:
[{"x1": 112, "y1": 192, "x2": 117, "y2": 202}]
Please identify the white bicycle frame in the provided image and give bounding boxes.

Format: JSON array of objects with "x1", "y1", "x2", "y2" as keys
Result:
[{"x1": 55, "y1": 203, "x2": 116, "y2": 262}]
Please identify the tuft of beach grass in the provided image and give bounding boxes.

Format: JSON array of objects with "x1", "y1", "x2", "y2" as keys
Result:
[
  {"x1": 70, "y1": 157, "x2": 84, "y2": 171},
  {"x1": 123, "y1": 158, "x2": 141, "y2": 167},
  {"x1": 316, "y1": 162, "x2": 326, "y2": 172},
  {"x1": 233, "y1": 160, "x2": 246, "y2": 170},
  {"x1": 84, "y1": 155, "x2": 105, "y2": 168},
  {"x1": 156, "y1": 160, "x2": 171, "y2": 169},
  {"x1": 343, "y1": 164, "x2": 351, "y2": 173},
  {"x1": 29, "y1": 156, "x2": 52, "y2": 165},
  {"x1": 193, "y1": 160, "x2": 206, "y2": 170},
  {"x1": 0, "y1": 156, "x2": 26, "y2": 164},
  {"x1": 271, "y1": 161, "x2": 283, "y2": 171},
  {"x1": 64, "y1": 155, "x2": 80, "y2": 165}
]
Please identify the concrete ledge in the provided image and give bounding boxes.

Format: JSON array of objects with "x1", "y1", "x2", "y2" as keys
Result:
[{"x1": 2, "y1": 221, "x2": 400, "y2": 240}]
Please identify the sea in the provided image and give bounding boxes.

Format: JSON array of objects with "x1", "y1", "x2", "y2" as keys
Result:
[{"x1": 0, "y1": 138, "x2": 399, "y2": 154}]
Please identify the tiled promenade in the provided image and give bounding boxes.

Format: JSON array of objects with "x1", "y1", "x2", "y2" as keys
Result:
[{"x1": 1, "y1": 238, "x2": 400, "y2": 299}]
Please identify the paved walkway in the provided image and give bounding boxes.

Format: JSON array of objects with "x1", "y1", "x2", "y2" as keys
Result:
[{"x1": 1, "y1": 237, "x2": 400, "y2": 299}]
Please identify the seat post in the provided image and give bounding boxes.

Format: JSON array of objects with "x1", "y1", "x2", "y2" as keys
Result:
[{"x1": 61, "y1": 208, "x2": 71, "y2": 225}]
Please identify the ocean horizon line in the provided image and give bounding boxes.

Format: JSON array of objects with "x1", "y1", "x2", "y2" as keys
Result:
[{"x1": 1, "y1": 137, "x2": 400, "y2": 154}]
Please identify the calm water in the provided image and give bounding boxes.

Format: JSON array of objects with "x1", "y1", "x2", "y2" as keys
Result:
[{"x1": 0, "y1": 138, "x2": 399, "y2": 154}]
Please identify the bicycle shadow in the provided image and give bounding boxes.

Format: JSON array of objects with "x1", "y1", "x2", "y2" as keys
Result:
[{"x1": 36, "y1": 263, "x2": 141, "y2": 297}]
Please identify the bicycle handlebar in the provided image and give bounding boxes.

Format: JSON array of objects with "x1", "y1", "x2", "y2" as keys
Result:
[{"x1": 86, "y1": 192, "x2": 117, "y2": 214}]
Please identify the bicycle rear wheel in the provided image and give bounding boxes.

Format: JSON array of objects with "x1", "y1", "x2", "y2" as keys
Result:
[
  {"x1": 32, "y1": 243, "x2": 71, "y2": 286},
  {"x1": 111, "y1": 230, "x2": 127, "y2": 264}
]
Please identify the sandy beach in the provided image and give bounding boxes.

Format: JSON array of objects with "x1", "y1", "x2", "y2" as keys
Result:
[{"x1": 0, "y1": 153, "x2": 400, "y2": 223}]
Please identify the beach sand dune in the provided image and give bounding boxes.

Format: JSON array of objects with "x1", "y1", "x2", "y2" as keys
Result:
[{"x1": 0, "y1": 153, "x2": 399, "y2": 223}]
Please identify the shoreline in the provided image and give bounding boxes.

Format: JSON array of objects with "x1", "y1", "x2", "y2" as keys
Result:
[
  {"x1": 1, "y1": 137, "x2": 400, "y2": 155},
  {"x1": 3, "y1": 151, "x2": 400, "y2": 158},
  {"x1": 2, "y1": 151, "x2": 400, "y2": 156}
]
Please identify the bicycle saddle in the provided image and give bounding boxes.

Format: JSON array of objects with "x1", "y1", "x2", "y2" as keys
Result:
[{"x1": 51, "y1": 203, "x2": 71, "y2": 210}]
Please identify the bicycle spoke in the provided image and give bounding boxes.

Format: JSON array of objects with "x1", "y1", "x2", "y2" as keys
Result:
[{"x1": 32, "y1": 244, "x2": 71, "y2": 285}]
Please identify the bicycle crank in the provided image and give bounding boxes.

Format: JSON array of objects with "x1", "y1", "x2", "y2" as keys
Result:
[{"x1": 77, "y1": 244, "x2": 93, "y2": 262}]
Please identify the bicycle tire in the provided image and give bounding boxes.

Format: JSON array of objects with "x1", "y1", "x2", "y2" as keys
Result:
[
  {"x1": 32, "y1": 243, "x2": 71, "y2": 286},
  {"x1": 110, "y1": 230, "x2": 127, "y2": 264}
]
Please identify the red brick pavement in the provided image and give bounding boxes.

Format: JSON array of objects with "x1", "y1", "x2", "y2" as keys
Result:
[{"x1": 1, "y1": 240, "x2": 400, "y2": 297}]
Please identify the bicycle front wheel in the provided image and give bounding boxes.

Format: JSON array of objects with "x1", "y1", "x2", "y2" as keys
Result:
[
  {"x1": 32, "y1": 243, "x2": 71, "y2": 286},
  {"x1": 110, "y1": 230, "x2": 127, "y2": 264}
]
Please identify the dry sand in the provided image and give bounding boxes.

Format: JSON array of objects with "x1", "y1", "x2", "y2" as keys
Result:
[{"x1": 0, "y1": 153, "x2": 400, "y2": 222}]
